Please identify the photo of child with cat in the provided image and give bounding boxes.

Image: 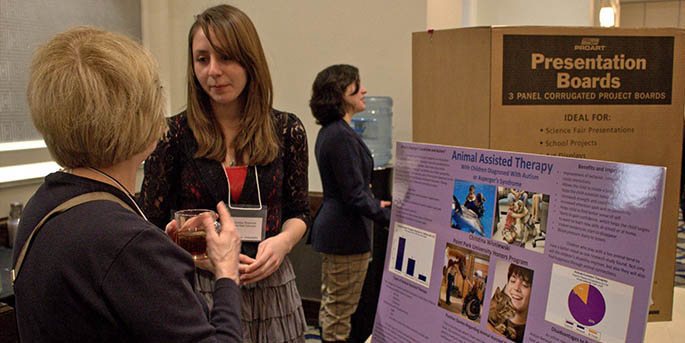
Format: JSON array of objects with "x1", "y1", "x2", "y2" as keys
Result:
[{"x1": 487, "y1": 261, "x2": 534, "y2": 343}]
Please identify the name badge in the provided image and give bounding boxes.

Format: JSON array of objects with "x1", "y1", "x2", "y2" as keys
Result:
[
  {"x1": 223, "y1": 165, "x2": 267, "y2": 242},
  {"x1": 229, "y1": 206, "x2": 267, "y2": 242}
]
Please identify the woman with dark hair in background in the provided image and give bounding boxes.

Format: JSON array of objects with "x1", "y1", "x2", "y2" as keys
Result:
[
  {"x1": 309, "y1": 64, "x2": 391, "y2": 343},
  {"x1": 140, "y1": 4, "x2": 310, "y2": 342}
]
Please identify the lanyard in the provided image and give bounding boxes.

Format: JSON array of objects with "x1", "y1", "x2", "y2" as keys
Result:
[
  {"x1": 222, "y1": 165, "x2": 267, "y2": 242},
  {"x1": 223, "y1": 165, "x2": 263, "y2": 210}
]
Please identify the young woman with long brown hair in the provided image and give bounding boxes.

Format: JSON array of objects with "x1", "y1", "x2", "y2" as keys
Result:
[{"x1": 140, "y1": 5, "x2": 310, "y2": 342}]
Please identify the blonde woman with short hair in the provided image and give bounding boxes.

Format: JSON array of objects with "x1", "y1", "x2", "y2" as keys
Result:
[{"x1": 13, "y1": 26, "x2": 243, "y2": 342}]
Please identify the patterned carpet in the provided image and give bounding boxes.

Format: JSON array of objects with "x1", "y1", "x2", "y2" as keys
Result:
[{"x1": 304, "y1": 325, "x2": 322, "y2": 343}]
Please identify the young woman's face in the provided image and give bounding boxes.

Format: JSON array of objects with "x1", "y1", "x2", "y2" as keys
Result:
[
  {"x1": 192, "y1": 28, "x2": 247, "y2": 107},
  {"x1": 344, "y1": 81, "x2": 367, "y2": 115},
  {"x1": 505, "y1": 272, "x2": 531, "y2": 314}
]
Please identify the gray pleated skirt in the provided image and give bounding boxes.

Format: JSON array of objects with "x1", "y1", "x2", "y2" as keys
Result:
[{"x1": 196, "y1": 256, "x2": 307, "y2": 343}]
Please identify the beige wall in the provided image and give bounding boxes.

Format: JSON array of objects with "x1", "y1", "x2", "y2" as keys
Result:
[
  {"x1": 464, "y1": 0, "x2": 595, "y2": 26},
  {"x1": 141, "y1": 0, "x2": 427, "y2": 193},
  {"x1": 621, "y1": 0, "x2": 685, "y2": 28},
  {"x1": 426, "y1": 0, "x2": 597, "y2": 30}
]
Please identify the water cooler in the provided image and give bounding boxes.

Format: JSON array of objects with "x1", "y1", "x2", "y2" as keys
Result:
[{"x1": 350, "y1": 96, "x2": 393, "y2": 168}]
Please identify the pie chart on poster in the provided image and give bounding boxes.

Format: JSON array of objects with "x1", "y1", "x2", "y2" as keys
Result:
[{"x1": 568, "y1": 283, "x2": 606, "y2": 326}]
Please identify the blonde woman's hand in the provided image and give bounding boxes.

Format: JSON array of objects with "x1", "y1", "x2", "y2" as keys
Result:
[
  {"x1": 205, "y1": 202, "x2": 241, "y2": 285},
  {"x1": 164, "y1": 219, "x2": 178, "y2": 242}
]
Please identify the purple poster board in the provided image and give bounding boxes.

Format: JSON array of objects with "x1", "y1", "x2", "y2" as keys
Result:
[{"x1": 372, "y1": 141, "x2": 665, "y2": 343}]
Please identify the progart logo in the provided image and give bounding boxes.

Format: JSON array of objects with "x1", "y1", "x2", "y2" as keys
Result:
[{"x1": 574, "y1": 37, "x2": 606, "y2": 51}]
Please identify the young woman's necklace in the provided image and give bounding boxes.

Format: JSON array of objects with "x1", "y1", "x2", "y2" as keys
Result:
[{"x1": 227, "y1": 151, "x2": 238, "y2": 166}]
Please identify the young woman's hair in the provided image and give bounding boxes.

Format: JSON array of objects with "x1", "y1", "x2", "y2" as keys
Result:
[
  {"x1": 187, "y1": 4, "x2": 278, "y2": 165},
  {"x1": 27, "y1": 26, "x2": 166, "y2": 168},
  {"x1": 309, "y1": 64, "x2": 360, "y2": 126}
]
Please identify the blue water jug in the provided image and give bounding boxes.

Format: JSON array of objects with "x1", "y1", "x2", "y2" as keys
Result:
[{"x1": 350, "y1": 96, "x2": 392, "y2": 168}]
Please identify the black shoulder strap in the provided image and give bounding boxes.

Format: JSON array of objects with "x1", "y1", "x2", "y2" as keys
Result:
[{"x1": 11, "y1": 192, "x2": 136, "y2": 285}]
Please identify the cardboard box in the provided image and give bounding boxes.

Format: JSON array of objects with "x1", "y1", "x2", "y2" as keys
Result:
[{"x1": 412, "y1": 26, "x2": 684, "y2": 321}]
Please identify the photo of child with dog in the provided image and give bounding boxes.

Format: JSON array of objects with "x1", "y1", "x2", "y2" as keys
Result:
[{"x1": 492, "y1": 188, "x2": 550, "y2": 253}]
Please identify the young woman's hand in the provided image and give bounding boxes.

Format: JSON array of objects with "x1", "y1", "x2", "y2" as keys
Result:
[{"x1": 238, "y1": 234, "x2": 290, "y2": 284}]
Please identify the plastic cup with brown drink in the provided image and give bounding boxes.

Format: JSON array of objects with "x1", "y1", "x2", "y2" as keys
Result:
[{"x1": 173, "y1": 209, "x2": 219, "y2": 260}]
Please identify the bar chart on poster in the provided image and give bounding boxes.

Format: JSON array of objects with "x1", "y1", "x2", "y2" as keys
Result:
[{"x1": 388, "y1": 222, "x2": 436, "y2": 287}]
